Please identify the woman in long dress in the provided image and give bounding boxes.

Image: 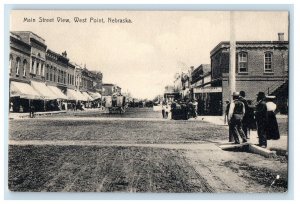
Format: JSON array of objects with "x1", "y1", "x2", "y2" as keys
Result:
[{"x1": 265, "y1": 96, "x2": 280, "y2": 140}]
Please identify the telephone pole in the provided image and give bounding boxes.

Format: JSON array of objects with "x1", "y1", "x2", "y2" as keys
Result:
[{"x1": 229, "y1": 11, "x2": 236, "y2": 101}]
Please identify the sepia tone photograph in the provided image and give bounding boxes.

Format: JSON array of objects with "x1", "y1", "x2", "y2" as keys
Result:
[{"x1": 8, "y1": 10, "x2": 289, "y2": 193}]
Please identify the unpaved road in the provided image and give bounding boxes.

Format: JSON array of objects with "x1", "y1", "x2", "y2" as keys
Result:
[{"x1": 8, "y1": 108, "x2": 288, "y2": 193}]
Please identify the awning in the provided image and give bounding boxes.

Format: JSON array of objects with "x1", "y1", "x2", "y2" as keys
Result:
[
  {"x1": 10, "y1": 81, "x2": 42, "y2": 100},
  {"x1": 82, "y1": 92, "x2": 94, "y2": 101},
  {"x1": 48, "y1": 86, "x2": 68, "y2": 100},
  {"x1": 67, "y1": 89, "x2": 78, "y2": 101},
  {"x1": 31, "y1": 81, "x2": 57, "y2": 100},
  {"x1": 77, "y1": 91, "x2": 87, "y2": 101},
  {"x1": 193, "y1": 87, "x2": 222, "y2": 94},
  {"x1": 88, "y1": 92, "x2": 102, "y2": 100},
  {"x1": 67, "y1": 89, "x2": 87, "y2": 101}
]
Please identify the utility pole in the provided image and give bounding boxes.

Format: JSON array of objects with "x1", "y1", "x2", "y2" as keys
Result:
[{"x1": 229, "y1": 11, "x2": 236, "y2": 101}]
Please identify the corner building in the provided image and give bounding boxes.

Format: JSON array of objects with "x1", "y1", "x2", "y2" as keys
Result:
[{"x1": 210, "y1": 34, "x2": 288, "y2": 114}]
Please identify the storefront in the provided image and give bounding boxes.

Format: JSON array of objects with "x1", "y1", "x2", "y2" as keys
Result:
[
  {"x1": 10, "y1": 81, "x2": 42, "y2": 112},
  {"x1": 193, "y1": 87, "x2": 223, "y2": 115}
]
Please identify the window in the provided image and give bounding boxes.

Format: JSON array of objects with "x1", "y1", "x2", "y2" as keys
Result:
[
  {"x1": 23, "y1": 60, "x2": 27, "y2": 77},
  {"x1": 41, "y1": 63, "x2": 44, "y2": 77},
  {"x1": 9, "y1": 55, "x2": 13, "y2": 75},
  {"x1": 16, "y1": 58, "x2": 20, "y2": 76},
  {"x1": 50, "y1": 66, "x2": 53, "y2": 81},
  {"x1": 264, "y1": 52, "x2": 273, "y2": 73},
  {"x1": 30, "y1": 59, "x2": 34, "y2": 73},
  {"x1": 53, "y1": 68, "x2": 56, "y2": 82},
  {"x1": 58, "y1": 70, "x2": 60, "y2": 83},
  {"x1": 36, "y1": 62, "x2": 39, "y2": 75},
  {"x1": 238, "y1": 52, "x2": 248, "y2": 73},
  {"x1": 46, "y1": 65, "x2": 49, "y2": 80}
]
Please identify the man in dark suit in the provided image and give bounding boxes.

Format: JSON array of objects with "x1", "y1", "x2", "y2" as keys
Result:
[
  {"x1": 228, "y1": 92, "x2": 247, "y2": 144},
  {"x1": 255, "y1": 92, "x2": 268, "y2": 148}
]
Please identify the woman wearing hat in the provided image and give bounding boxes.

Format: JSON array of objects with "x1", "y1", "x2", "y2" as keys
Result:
[{"x1": 265, "y1": 96, "x2": 280, "y2": 140}]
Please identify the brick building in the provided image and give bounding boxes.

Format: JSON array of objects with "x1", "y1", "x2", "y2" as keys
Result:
[
  {"x1": 9, "y1": 31, "x2": 103, "y2": 112},
  {"x1": 210, "y1": 34, "x2": 288, "y2": 114}
]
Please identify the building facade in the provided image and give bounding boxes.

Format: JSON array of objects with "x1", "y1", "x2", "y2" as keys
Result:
[
  {"x1": 9, "y1": 31, "x2": 103, "y2": 112},
  {"x1": 210, "y1": 34, "x2": 288, "y2": 114}
]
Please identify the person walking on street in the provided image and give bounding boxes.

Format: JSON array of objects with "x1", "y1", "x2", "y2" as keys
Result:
[
  {"x1": 265, "y1": 95, "x2": 280, "y2": 140},
  {"x1": 29, "y1": 104, "x2": 35, "y2": 118},
  {"x1": 255, "y1": 92, "x2": 268, "y2": 148},
  {"x1": 239, "y1": 91, "x2": 250, "y2": 139},
  {"x1": 161, "y1": 101, "x2": 166, "y2": 119},
  {"x1": 228, "y1": 92, "x2": 247, "y2": 144},
  {"x1": 192, "y1": 99, "x2": 198, "y2": 118}
]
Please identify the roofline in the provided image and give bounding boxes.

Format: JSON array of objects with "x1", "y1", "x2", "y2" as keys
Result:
[
  {"x1": 11, "y1": 31, "x2": 46, "y2": 42},
  {"x1": 210, "y1": 40, "x2": 289, "y2": 56}
]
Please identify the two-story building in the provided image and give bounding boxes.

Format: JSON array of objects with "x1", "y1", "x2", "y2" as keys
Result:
[
  {"x1": 9, "y1": 32, "x2": 39, "y2": 112},
  {"x1": 190, "y1": 64, "x2": 222, "y2": 115},
  {"x1": 210, "y1": 33, "x2": 288, "y2": 114}
]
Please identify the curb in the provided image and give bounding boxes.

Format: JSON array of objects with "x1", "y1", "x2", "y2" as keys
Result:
[
  {"x1": 219, "y1": 143, "x2": 277, "y2": 158},
  {"x1": 248, "y1": 144, "x2": 277, "y2": 158}
]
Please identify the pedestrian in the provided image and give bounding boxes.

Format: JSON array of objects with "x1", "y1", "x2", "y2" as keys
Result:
[
  {"x1": 192, "y1": 99, "x2": 198, "y2": 118},
  {"x1": 265, "y1": 96, "x2": 280, "y2": 140},
  {"x1": 255, "y1": 92, "x2": 268, "y2": 148},
  {"x1": 161, "y1": 101, "x2": 166, "y2": 118},
  {"x1": 239, "y1": 91, "x2": 250, "y2": 139},
  {"x1": 165, "y1": 102, "x2": 171, "y2": 119},
  {"x1": 228, "y1": 92, "x2": 247, "y2": 144},
  {"x1": 224, "y1": 100, "x2": 234, "y2": 142},
  {"x1": 29, "y1": 104, "x2": 35, "y2": 118},
  {"x1": 10, "y1": 101, "x2": 14, "y2": 112},
  {"x1": 187, "y1": 100, "x2": 194, "y2": 119}
]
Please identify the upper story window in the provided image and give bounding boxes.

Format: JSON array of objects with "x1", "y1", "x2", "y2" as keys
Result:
[
  {"x1": 238, "y1": 52, "x2": 248, "y2": 73},
  {"x1": 53, "y1": 67, "x2": 56, "y2": 82},
  {"x1": 16, "y1": 57, "x2": 20, "y2": 76},
  {"x1": 9, "y1": 54, "x2": 13, "y2": 75},
  {"x1": 23, "y1": 60, "x2": 27, "y2": 77},
  {"x1": 50, "y1": 66, "x2": 53, "y2": 81},
  {"x1": 46, "y1": 65, "x2": 49, "y2": 80},
  {"x1": 41, "y1": 63, "x2": 44, "y2": 77},
  {"x1": 264, "y1": 52, "x2": 273, "y2": 73}
]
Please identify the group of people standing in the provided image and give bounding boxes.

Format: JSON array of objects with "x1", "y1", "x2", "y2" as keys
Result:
[
  {"x1": 161, "y1": 99, "x2": 198, "y2": 120},
  {"x1": 225, "y1": 91, "x2": 280, "y2": 148}
]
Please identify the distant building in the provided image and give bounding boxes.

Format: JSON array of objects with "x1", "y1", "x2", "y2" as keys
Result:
[
  {"x1": 210, "y1": 33, "x2": 288, "y2": 114},
  {"x1": 102, "y1": 83, "x2": 121, "y2": 96},
  {"x1": 190, "y1": 64, "x2": 211, "y2": 88},
  {"x1": 190, "y1": 64, "x2": 222, "y2": 115}
]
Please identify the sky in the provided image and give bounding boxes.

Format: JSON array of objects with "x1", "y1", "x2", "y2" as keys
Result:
[{"x1": 10, "y1": 11, "x2": 289, "y2": 99}]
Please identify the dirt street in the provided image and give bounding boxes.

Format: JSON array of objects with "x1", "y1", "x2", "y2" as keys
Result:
[{"x1": 8, "y1": 108, "x2": 288, "y2": 193}]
